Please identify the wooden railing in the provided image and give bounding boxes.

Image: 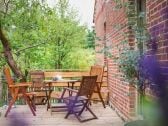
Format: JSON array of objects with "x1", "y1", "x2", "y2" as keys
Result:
[
  {"x1": 44, "y1": 71, "x2": 90, "y2": 78},
  {"x1": 30, "y1": 69, "x2": 108, "y2": 102},
  {"x1": 44, "y1": 70, "x2": 89, "y2": 87},
  {"x1": 44, "y1": 70, "x2": 107, "y2": 87},
  {"x1": 0, "y1": 69, "x2": 108, "y2": 105}
]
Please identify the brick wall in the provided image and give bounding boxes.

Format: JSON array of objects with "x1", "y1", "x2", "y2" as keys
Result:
[
  {"x1": 94, "y1": 0, "x2": 137, "y2": 120},
  {"x1": 144, "y1": 0, "x2": 168, "y2": 97},
  {"x1": 106, "y1": 0, "x2": 137, "y2": 120},
  {"x1": 94, "y1": 0, "x2": 168, "y2": 121},
  {"x1": 146, "y1": 0, "x2": 168, "y2": 78}
]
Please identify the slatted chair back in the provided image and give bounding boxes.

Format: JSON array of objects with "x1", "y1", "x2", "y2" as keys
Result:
[
  {"x1": 78, "y1": 75, "x2": 97, "y2": 98},
  {"x1": 3, "y1": 67, "x2": 15, "y2": 98},
  {"x1": 4, "y1": 67, "x2": 14, "y2": 86},
  {"x1": 29, "y1": 71, "x2": 46, "y2": 105},
  {"x1": 89, "y1": 65, "x2": 106, "y2": 108},
  {"x1": 90, "y1": 65, "x2": 104, "y2": 83},
  {"x1": 30, "y1": 71, "x2": 45, "y2": 89}
]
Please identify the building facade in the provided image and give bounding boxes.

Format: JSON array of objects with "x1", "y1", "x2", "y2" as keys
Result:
[{"x1": 94, "y1": 0, "x2": 168, "y2": 120}]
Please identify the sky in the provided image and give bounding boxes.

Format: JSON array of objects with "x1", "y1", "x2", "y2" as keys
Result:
[
  {"x1": 69, "y1": 0, "x2": 95, "y2": 28},
  {"x1": 47, "y1": 0, "x2": 95, "y2": 28}
]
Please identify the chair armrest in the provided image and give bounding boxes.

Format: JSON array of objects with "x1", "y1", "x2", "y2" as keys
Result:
[
  {"x1": 63, "y1": 87, "x2": 78, "y2": 93},
  {"x1": 58, "y1": 88, "x2": 78, "y2": 101},
  {"x1": 9, "y1": 82, "x2": 32, "y2": 88}
]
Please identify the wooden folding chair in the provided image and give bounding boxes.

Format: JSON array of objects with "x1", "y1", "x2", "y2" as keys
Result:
[
  {"x1": 3, "y1": 67, "x2": 36, "y2": 117},
  {"x1": 90, "y1": 65, "x2": 106, "y2": 108},
  {"x1": 53, "y1": 76, "x2": 98, "y2": 122}
]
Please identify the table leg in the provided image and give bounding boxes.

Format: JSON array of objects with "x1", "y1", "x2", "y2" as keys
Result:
[
  {"x1": 68, "y1": 82, "x2": 71, "y2": 96},
  {"x1": 68, "y1": 82, "x2": 75, "y2": 96},
  {"x1": 46, "y1": 82, "x2": 52, "y2": 111}
]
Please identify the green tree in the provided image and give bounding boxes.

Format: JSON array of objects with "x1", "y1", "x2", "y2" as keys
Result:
[
  {"x1": 85, "y1": 29, "x2": 95, "y2": 49},
  {"x1": 0, "y1": 0, "x2": 95, "y2": 78}
]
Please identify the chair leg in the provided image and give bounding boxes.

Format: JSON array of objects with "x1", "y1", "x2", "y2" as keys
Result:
[
  {"x1": 85, "y1": 105, "x2": 98, "y2": 119},
  {"x1": 82, "y1": 101, "x2": 97, "y2": 118},
  {"x1": 97, "y1": 91, "x2": 106, "y2": 108},
  {"x1": 29, "y1": 96, "x2": 36, "y2": 111},
  {"x1": 5, "y1": 97, "x2": 17, "y2": 117},
  {"x1": 75, "y1": 104, "x2": 98, "y2": 122},
  {"x1": 23, "y1": 94, "x2": 36, "y2": 116},
  {"x1": 96, "y1": 84, "x2": 106, "y2": 108},
  {"x1": 65, "y1": 101, "x2": 98, "y2": 122},
  {"x1": 78, "y1": 102, "x2": 87, "y2": 116},
  {"x1": 64, "y1": 110, "x2": 71, "y2": 119}
]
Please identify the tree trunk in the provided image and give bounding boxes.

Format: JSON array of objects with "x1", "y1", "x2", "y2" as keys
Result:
[
  {"x1": 0, "y1": 71, "x2": 2, "y2": 99},
  {"x1": 0, "y1": 27, "x2": 25, "y2": 81}
]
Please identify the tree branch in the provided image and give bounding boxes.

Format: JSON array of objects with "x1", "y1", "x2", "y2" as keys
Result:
[
  {"x1": 15, "y1": 42, "x2": 47, "y2": 55},
  {"x1": 3, "y1": 0, "x2": 11, "y2": 17},
  {"x1": 0, "y1": 27, "x2": 25, "y2": 80}
]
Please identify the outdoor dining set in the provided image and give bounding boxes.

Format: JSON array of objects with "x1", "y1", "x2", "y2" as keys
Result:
[{"x1": 3, "y1": 66, "x2": 107, "y2": 122}]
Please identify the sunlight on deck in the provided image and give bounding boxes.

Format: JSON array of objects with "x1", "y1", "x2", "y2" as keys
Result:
[{"x1": 0, "y1": 103, "x2": 124, "y2": 126}]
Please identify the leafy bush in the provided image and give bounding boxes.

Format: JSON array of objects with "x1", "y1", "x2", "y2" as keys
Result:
[{"x1": 116, "y1": 47, "x2": 140, "y2": 84}]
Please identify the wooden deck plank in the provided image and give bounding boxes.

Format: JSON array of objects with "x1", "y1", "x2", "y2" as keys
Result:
[{"x1": 0, "y1": 103, "x2": 124, "y2": 126}]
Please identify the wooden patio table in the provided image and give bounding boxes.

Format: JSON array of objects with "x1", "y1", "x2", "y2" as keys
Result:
[{"x1": 43, "y1": 79, "x2": 80, "y2": 110}]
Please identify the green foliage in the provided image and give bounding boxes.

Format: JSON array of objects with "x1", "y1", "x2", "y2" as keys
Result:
[
  {"x1": 0, "y1": 45, "x2": 5, "y2": 70},
  {"x1": 62, "y1": 48, "x2": 95, "y2": 69},
  {"x1": 85, "y1": 29, "x2": 95, "y2": 49},
  {"x1": 102, "y1": 1, "x2": 149, "y2": 86},
  {"x1": 116, "y1": 46, "x2": 140, "y2": 84},
  {"x1": 0, "y1": 0, "x2": 95, "y2": 71}
]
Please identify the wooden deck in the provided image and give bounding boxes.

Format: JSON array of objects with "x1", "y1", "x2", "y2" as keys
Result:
[{"x1": 0, "y1": 103, "x2": 124, "y2": 126}]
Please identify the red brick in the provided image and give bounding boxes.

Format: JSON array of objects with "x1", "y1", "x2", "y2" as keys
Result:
[
  {"x1": 94, "y1": 0, "x2": 168, "y2": 121},
  {"x1": 162, "y1": 1, "x2": 167, "y2": 8}
]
